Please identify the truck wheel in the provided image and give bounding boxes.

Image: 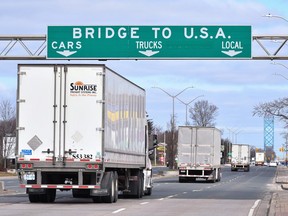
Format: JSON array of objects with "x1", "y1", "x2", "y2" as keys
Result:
[
  {"x1": 190, "y1": 178, "x2": 196, "y2": 182},
  {"x1": 39, "y1": 189, "x2": 56, "y2": 203},
  {"x1": 130, "y1": 171, "x2": 143, "y2": 198},
  {"x1": 113, "y1": 172, "x2": 118, "y2": 203},
  {"x1": 179, "y1": 177, "x2": 186, "y2": 183},
  {"x1": 210, "y1": 172, "x2": 216, "y2": 183},
  {"x1": 146, "y1": 187, "x2": 152, "y2": 196},
  {"x1": 92, "y1": 196, "x2": 102, "y2": 203},
  {"x1": 29, "y1": 194, "x2": 39, "y2": 203},
  {"x1": 136, "y1": 172, "x2": 144, "y2": 198},
  {"x1": 102, "y1": 172, "x2": 115, "y2": 203},
  {"x1": 216, "y1": 171, "x2": 221, "y2": 182},
  {"x1": 48, "y1": 189, "x2": 56, "y2": 203}
]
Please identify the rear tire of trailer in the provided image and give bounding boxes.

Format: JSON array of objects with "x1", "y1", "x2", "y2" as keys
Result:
[
  {"x1": 92, "y1": 196, "x2": 102, "y2": 203},
  {"x1": 179, "y1": 177, "x2": 186, "y2": 183},
  {"x1": 134, "y1": 172, "x2": 144, "y2": 198},
  {"x1": 216, "y1": 170, "x2": 221, "y2": 182},
  {"x1": 209, "y1": 171, "x2": 216, "y2": 183},
  {"x1": 102, "y1": 172, "x2": 115, "y2": 203},
  {"x1": 113, "y1": 171, "x2": 118, "y2": 203},
  {"x1": 145, "y1": 187, "x2": 152, "y2": 196},
  {"x1": 128, "y1": 171, "x2": 143, "y2": 198},
  {"x1": 28, "y1": 194, "x2": 39, "y2": 203},
  {"x1": 38, "y1": 189, "x2": 56, "y2": 203}
]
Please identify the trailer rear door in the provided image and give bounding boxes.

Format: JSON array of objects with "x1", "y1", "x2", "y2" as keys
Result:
[{"x1": 17, "y1": 65, "x2": 104, "y2": 164}]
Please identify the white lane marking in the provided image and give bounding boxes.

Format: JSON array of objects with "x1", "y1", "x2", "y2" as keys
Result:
[
  {"x1": 112, "y1": 208, "x2": 126, "y2": 214},
  {"x1": 140, "y1": 202, "x2": 149, "y2": 205},
  {"x1": 158, "y1": 198, "x2": 164, "y2": 201},
  {"x1": 248, "y1": 199, "x2": 261, "y2": 216},
  {"x1": 183, "y1": 192, "x2": 187, "y2": 194},
  {"x1": 192, "y1": 189, "x2": 202, "y2": 192},
  {"x1": 168, "y1": 194, "x2": 178, "y2": 198}
]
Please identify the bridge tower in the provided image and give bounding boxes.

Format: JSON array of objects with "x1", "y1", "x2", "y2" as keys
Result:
[{"x1": 264, "y1": 115, "x2": 274, "y2": 151}]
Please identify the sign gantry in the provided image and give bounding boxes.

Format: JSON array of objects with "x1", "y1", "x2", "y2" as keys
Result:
[
  {"x1": 0, "y1": 35, "x2": 46, "y2": 60},
  {"x1": 252, "y1": 35, "x2": 288, "y2": 60},
  {"x1": 0, "y1": 28, "x2": 287, "y2": 60}
]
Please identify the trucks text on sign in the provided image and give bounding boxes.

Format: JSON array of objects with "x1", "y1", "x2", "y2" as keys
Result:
[{"x1": 47, "y1": 26, "x2": 252, "y2": 59}]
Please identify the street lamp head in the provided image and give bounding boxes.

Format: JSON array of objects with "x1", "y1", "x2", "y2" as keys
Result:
[
  {"x1": 263, "y1": 13, "x2": 272, "y2": 18},
  {"x1": 270, "y1": 61, "x2": 288, "y2": 70},
  {"x1": 262, "y1": 13, "x2": 288, "y2": 22}
]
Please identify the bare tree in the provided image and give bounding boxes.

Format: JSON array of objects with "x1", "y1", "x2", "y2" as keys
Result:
[
  {"x1": 253, "y1": 97, "x2": 288, "y2": 124},
  {"x1": 0, "y1": 99, "x2": 16, "y2": 170},
  {"x1": 189, "y1": 100, "x2": 218, "y2": 127}
]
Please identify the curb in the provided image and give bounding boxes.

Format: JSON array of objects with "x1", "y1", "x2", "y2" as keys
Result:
[{"x1": 281, "y1": 184, "x2": 288, "y2": 190}]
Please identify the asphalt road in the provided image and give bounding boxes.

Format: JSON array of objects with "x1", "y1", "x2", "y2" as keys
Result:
[{"x1": 0, "y1": 166, "x2": 277, "y2": 216}]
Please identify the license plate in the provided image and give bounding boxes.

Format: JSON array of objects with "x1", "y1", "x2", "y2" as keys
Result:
[{"x1": 24, "y1": 172, "x2": 35, "y2": 180}]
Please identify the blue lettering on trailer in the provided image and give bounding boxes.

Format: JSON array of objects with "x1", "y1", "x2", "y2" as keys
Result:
[{"x1": 21, "y1": 149, "x2": 32, "y2": 155}]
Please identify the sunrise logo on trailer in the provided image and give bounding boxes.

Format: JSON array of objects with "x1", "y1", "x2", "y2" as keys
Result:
[{"x1": 70, "y1": 81, "x2": 97, "y2": 96}]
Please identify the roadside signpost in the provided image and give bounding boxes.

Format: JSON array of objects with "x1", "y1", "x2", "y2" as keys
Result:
[{"x1": 47, "y1": 26, "x2": 251, "y2": 59}]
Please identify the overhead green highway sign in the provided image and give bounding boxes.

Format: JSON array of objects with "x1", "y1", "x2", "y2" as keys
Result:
[{"x1": 47, "y1": 26, "x2": 251, "y2": 59}]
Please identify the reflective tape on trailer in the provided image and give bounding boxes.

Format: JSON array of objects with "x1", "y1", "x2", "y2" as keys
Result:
[
  {"x1": 20, "y1": 184, "x2": 100, "y2": 189},
  {"x1": 18, "y1": 158, "x2": 102, "y2": 162}
]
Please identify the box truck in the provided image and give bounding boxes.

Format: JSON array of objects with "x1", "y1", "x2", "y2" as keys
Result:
[
  {"x1": 16, "y1": 64, "x2": 152, "y2": 203},
  {"x1": 178, "y1": 126, "x2": 222, "y2": 183},
  {"x1": 255, "y1": 152, "x2": 265, "y2": 166},
  {"x1": 231, "y1": 144, "x2": 250, "y2": 172}
]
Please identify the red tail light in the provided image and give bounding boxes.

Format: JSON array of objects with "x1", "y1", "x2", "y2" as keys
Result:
[
  {"x1": 20, "y1": 163, "x2": 33, "y2": 169},
  {"x1": 86, "y1": 164, "x2": 99, "y2": 169}
]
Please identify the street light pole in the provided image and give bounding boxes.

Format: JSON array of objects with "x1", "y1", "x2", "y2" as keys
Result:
[
  {"x1": 226, "y1": 128, "x2": 241, "y2": 162},
  {"x1": 271, "y1": 62, "x2": 288, "y2": 70},
  {"x1": 152, "y1": 86, "x2": 193, "y2": 168},
  {"x1": 235, "y1": 130, "x2": 242, "y2": 144},
  {"x1": 177, "y1": 95, "x2": 204, "y2": 125},
  {"x1": 152, "y1": 86, "x2": 194, "y2": 130},
  {"x1": 271, "y1": 62, "x2": 288, "y2": 80},
  {"x1": 263, "y1": 14, "x2": 288, "y2": 23}
]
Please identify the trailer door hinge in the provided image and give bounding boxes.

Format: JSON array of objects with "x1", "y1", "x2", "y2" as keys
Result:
[
  {"x1": 17, "y1": 99, "x2": 26, "y2": 103},
  {"x1": 17, "y1": 127, "x2": 25, "y2": 131},
  {"x1": 96, "y1": 128, "x2": 104, "y2": 131},
  {"x1": 18, "y1": 71, "x2": 26, "y2": 76},
  {"x1": 96, "y1": 72, "x2": 105, "y2": 76},
  {"x1": 96, "y1": 100, "x2": 105, "y2": 104}
]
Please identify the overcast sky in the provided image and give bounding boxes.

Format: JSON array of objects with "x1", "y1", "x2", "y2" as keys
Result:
[{"x1": 1, "y1": 0, "x2": 288, "y2": 158}]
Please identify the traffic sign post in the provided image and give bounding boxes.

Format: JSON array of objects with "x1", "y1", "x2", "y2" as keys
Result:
[{"x1": 47, "y1": 26, "x2": 251, "y2": 59}]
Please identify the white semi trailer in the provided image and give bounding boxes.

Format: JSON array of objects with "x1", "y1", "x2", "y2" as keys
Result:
[
  {"x1": 178, "y1": 126, "x2": 222, "y2": 183},
  {"x1": 255, "y1": 152, "x2": 265, "y2": 166},
  {"x1": 231, "y1": 144, "x2": 250, "y2": 172},
  {"x1": 16, "y1": 64, "x2": 152, "y2": 203}
]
